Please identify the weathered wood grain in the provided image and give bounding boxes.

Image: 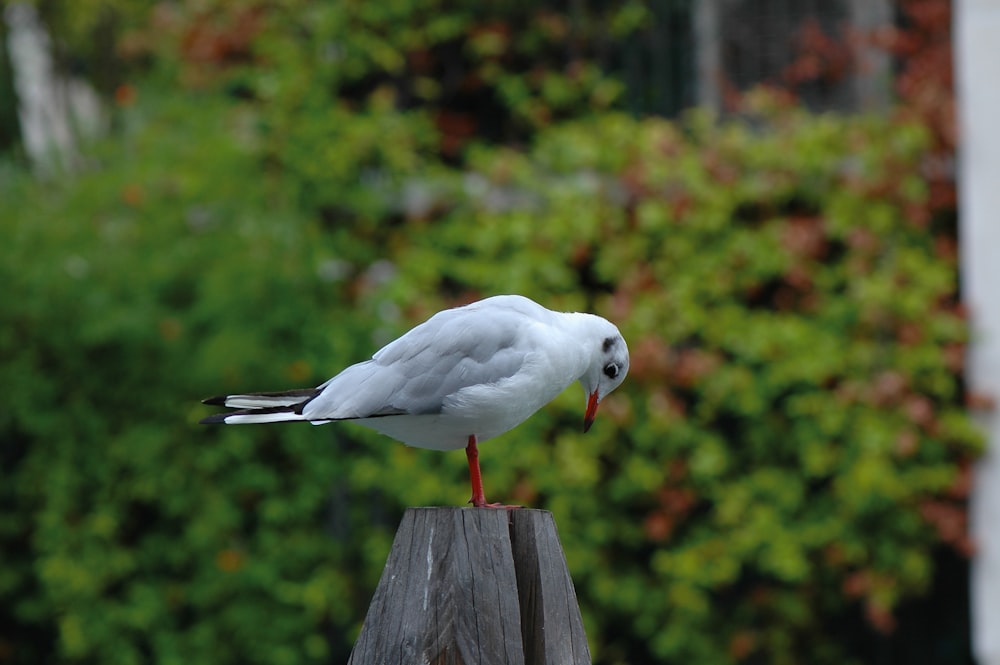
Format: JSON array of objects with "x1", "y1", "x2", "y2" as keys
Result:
[
  {"x1": 347, "y1": 508, "x2": 525, "y2": 665},
  {"x1": 510, "y1": 510, "x2": 591, "y2": 665},
  {"x1": 348, "y1": 507, "x2": 591, "y2": 665}
]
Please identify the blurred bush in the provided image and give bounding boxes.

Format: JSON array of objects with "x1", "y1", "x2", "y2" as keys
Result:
[
  {"x1": 0, "y1": 86, "x2": 979, "y2": 664},
  {"x1": 0, "y1": 1, "x2": 978, "y2": 664},
  {"x1": 384, "y1": 93, "x2": 980, "y2": 663},
  {"x1": 0, "y1": 91, "x2": 401, "y2": 664}
]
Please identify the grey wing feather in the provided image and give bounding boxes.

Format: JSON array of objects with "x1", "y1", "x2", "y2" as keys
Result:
[{"x1": 302, "y1": 305, "x2": 532, "y2": 420}]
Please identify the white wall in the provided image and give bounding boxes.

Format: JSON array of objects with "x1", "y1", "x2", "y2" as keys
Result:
[{"x1": 956, "y1": 2, "x2": 1000, "y2": 664}]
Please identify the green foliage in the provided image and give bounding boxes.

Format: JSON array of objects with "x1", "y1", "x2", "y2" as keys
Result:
[
  {"x1": 0, "y1": 90, "x2": 418, "y2": 664},
  {"x1": 1, "y1": 83, "x2": 978, "y2": 664},
  {"x1": 0, "y1": 7, "x2": 979, "y2": 663},
  {"x1": 378, "y1": 96, "x2": 980, "y2": 663},
  {"x1": 116, "y1": 0, "x2": 640, "y2": 156}
]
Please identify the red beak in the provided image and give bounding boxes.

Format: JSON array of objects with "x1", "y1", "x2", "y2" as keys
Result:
[{"x1": 584, "y1": 390, "x2": 599, "y2": 432}]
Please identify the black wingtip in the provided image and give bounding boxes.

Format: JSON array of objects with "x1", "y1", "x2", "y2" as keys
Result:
[
  {"x1": 200, "y1": 413, "x2": 230, "y2": 425},
  {"x1": 202, "y1": 395, "x2": 229, "y2": 406}
]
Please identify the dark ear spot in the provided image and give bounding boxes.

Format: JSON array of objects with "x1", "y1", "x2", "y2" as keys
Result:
[{"x1": 602, "y1": 336, "x2": 617, "y2": 353}]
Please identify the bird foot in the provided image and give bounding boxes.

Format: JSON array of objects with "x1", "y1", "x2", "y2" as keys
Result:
[{"x1": 469, "y1": 498, "x2": 523, "y2": 511}]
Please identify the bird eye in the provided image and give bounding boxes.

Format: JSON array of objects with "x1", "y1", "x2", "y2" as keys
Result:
[{"x1": 603, "y1": 363, "x2": 619, "y2": 379}]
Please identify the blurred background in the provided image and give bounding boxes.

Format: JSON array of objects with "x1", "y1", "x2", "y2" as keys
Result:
[{"x1": 0, "y1": 1, "x2": 990, "y2": 663}]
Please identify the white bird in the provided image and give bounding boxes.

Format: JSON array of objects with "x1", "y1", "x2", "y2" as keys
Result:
[{"x1": 201, "y1": 294, "x2": 629, "y2": 507}]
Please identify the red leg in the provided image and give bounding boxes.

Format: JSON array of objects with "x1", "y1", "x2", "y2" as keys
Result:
[
  {"x1": 466, "y1": 435, "x2": 489, "y2": 507},
  {"x1": 465, "y1": 435, "x2": 519, "y2": 510}
]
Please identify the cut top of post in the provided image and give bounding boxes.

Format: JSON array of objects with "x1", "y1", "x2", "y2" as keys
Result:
[{"x1": 348, "y1": 507, "x2": 591, "y2": 665}]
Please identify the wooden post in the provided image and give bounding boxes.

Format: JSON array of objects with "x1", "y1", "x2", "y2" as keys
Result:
[{"x1": 348, "y1": 507, "x2": 591, "y2": 665}]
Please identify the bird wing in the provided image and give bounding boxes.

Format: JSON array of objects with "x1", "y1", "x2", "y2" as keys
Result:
[{"x1": 301, "y1": 300, "x2": 539, "y2": 421}]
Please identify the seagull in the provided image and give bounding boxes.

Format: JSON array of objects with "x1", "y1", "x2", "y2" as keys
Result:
[{"x1": 201, "y1": 294, "x2": 629, "y2": 508}]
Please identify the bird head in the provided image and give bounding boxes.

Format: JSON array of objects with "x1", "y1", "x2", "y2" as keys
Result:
[{"x1": 580, "y1": 324, "x2": 630, "y2": 432}]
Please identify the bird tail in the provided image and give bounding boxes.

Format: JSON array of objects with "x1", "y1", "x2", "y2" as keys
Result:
[{"x1": 200, "y1": 389, "x2": 322, "y2": 425}]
